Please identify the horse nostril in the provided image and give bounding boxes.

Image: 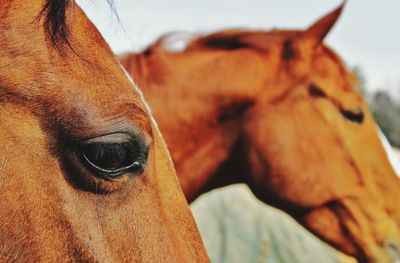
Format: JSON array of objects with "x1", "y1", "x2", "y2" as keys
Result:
[
  {"x1": 340, "y1": 107, "x2": 364, "y2": 124},
  {"x1": 383, "y1": 239, "x2": 400, "y2": 263}
]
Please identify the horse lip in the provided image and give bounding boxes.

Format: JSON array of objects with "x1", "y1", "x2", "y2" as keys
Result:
[{"x1": 383, "y1": 239, "x2": 400, "y2": 262}]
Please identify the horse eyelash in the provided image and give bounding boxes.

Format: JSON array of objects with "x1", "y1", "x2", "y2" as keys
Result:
[
  {"x1": 91, "y1": 143, "x2": 126, "y2": 162},
  {"x1": 87, "y1": 139, "x2": 147, "y2": 163}
]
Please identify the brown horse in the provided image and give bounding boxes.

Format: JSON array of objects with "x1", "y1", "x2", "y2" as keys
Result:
[
  {"x1": 121, "y1": 5, "x2": 400, "y2": 263},
  {"x1": 0, "y1": 0, "x2": 209, "y2": 261}
]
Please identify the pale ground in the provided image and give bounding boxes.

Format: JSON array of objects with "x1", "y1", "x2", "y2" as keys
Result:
[{"x1": 191, "y1": 184, "x2": 356, "y2": 263}]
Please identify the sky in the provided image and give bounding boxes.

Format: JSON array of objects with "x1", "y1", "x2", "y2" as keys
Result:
[{"x1": 77, "y1": 0, "x2": 400, "y2": 95}]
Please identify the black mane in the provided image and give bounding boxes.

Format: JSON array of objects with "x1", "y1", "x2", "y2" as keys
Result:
[
  {"x1": 187, "y1": 31, "x2": 252, "y2": 51},
  {"x1": 202, "y1": 36, "x2": 250, "y2": 50}
]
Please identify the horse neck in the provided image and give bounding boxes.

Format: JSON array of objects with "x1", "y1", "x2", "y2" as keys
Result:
[
  {"x1": 122, "y1": 49, "x2": 267, "y2": 198},
  {"x1": 125, "y1": 49, "x2": 268, "y2": 111}
]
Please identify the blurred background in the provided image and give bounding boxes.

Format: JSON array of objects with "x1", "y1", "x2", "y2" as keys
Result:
[{"x1": 77, "y1": 0, "x2": 400, "y2": 156}]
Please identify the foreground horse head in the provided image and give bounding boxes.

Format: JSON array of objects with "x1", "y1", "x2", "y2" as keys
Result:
[
  {"x1": 0, "y1": 0, "x2": 209, "y2": 261},
  {"x1": 121, "y1": 4, "x2": 400, "y2": 262}
]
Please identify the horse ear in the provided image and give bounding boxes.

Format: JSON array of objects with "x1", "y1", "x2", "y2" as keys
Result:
[{"x1": 302, "y1": 2, "x2": 345, "y2": 45}]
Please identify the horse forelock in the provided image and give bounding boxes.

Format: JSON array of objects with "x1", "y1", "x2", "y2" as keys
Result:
[
  {"x1": 39, "y1": 0, "x2": 72, "y2": 47},
  {"x1": 39, "y1": 0, "x2": 116, "y2": 49}
]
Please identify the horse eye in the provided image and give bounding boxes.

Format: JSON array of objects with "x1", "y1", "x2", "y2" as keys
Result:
[
  {"x1": 340, "y1": 108, "x2": 364, "y2": 124},
  {"x1": 80, "y1": 138, "x2": 148, "y2": 178},
  {"x1": 308, "y1": 84, "x2": 327, "y2": 98}
]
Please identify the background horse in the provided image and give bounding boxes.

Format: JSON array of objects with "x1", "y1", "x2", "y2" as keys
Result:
[
  {"x1": 121, "y1": 5, "x2": 400, "y2": 262},
  {"x1": 0, "y1": 0, "x2": 209, "y2": 261}
]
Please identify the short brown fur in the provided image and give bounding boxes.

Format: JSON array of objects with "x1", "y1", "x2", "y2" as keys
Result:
[{"x1": 0, "y1": 0, "x2": 209, "y2": 262}]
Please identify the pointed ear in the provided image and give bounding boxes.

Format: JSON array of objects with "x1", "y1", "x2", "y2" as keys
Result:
[{"x1": 302, "y1": 2, "x2": 346, "y2": 46}]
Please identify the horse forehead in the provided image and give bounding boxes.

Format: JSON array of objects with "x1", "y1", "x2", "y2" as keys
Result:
[
  {"x1": 0, "y1": 7, "x2": 148, "y2": 126},
  {"x1": 0, "y1": 63, "x2": 150, "y2": 140}
]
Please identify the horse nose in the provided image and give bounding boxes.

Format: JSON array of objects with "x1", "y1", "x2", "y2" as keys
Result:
[{"x1": 383, "y1": 239, "x2": 400, "y2": 263}]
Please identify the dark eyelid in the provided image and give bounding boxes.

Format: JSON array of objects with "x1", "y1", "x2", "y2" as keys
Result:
[
  {"x1": 78, "y1": 128, "x2": 152, "y2": 147},
  {"x1": 81, "y1": 133, "x2": 150, "y2": 156},
  {"x1": 82, "y1": 132, "x2": 135, "y2": 144},
  {"x1": 61, "y1": 99, "x2": 153, "y2": 145}
]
